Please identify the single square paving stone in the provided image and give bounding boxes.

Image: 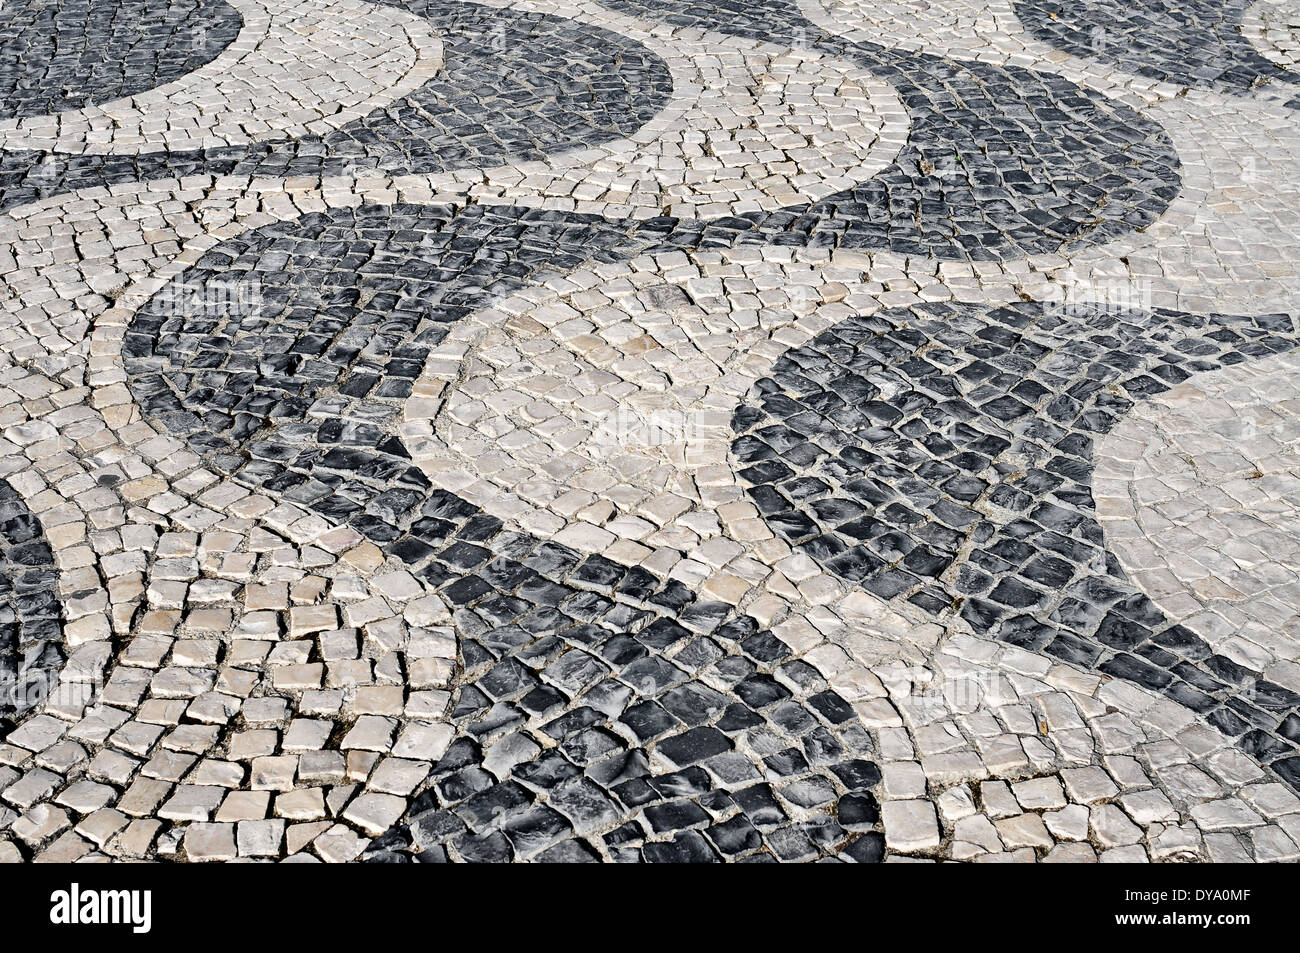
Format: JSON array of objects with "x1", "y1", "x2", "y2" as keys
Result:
[
  {"x1": 881, "y1": 800, "x2": 941, "y2": 853},
  {"x1": 560, "y1": 727, "x2": 624, "y2": 766},
  {"x1": 641, "y1": 830, "x2": 719, "y2": 863},
  {"x1": 842, "y1": 832, "x2": 886, "y2": 864},
  {"x1": 216, "y1": 791, "x2": 271, "y2": 823},
  {"x1": 2, "y1": 769, "x2": 61, "y2": 809},
  {"x1": 706, "y1": 815, "x2": 763, "y2": 856},
  {"x1": 1241, "y1": 783, "x2": 1300, "y2": 818},
  {"x1": 55, "y1": 780, "x2": 116, "y2": 815},
  {"x1": 766, "y1": 825, "x2": 819, "y2": 862},
  {"x1": 994, "y1": 813, "x2": 1054, "y2": 850},
  {"x1": 341, "y1": 716, "x2": 396, "y2": 752},
  {"x1": 1091, "y1": 804, "x2": 1144, "y2": 847},
  {"x1": 656, "y1": 727, "x2": 732, "y2": 767},
  {"x1": 547, "y1": 779, "x2": 622, "y2": 835},
  {"x1": 1043, "y1": 804, "x2": 1090, "y2": 842},
  {"x1": 454, "y1": 831, "x2": 514, "y2": 863},
  {"x1": 502, "y1": 806, "x2": 572, "y2": 858},
  {"x1": 952, "y1": 814, "x2": 1003, "y2": 858},
  {"x1": 459, "y1": 783, "x2": 532, "y2": 830},
  {"x1": 184, "y1": 823, "x2": 237, "y2": 862},
  {"x1": 883, "y1": 761, "x2": 928, "y2": 799},
  {"x1": 35, "y1": 832, "x2": 93, "y2": 864},
  {"x1": 830, "y1": 759, "x2": 883, "y2": 791},
  {"x1": 1010, "y1": 776, "x2": 1067, "y2": 810},
  {"x1": 1249, "y1": 826, "x2": 1300, "y2": 863},
  {"x1": 978, "y1": 780, "x2": 1022, "y2": 819},
  {"x1": 237, "y1": 819, "x2": 285, "y2": 857},
  {"x1": 393, "y1": 722, "x2": 454, "y2": 762},
  {"x1": 781, "y1": 776, "x2": 837, "y2": 809},
  {"x1": 732, "y1": 784, "x2": 788, "y2": 829},
  {"x1": 5, "y1": 716, "x2": 67, "y2": 752},
  {"x1": 1060, "y1": 766, "x2": 1120, "y2": 804},
  {"x1": 1190, "y1": 798, "x2": 1265, "y2": 832},
  {"x1": 1203, "y1": 833, "x2": 1254, "y2": 864},
  {"x1": 343, "y1": 793, "x2": 408, "y2": 836},
  {"x1": 938, "y1": 785, "x2": 977, "y2": 823},
  {"x1": 838, "y1": 793, "x2": 881, "y2": 830},
  {"x1": 1119, "y1": 790, "x2": 1179, "y2": 825},
  {"x1": 644, "y1": 799, "x2": 712, "y2": 834},
  {"x1": 11, "y1": 805, "x2": 70, "y2": 845}
]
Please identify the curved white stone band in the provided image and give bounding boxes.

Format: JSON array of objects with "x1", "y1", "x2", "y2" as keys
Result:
[
  {"x1": 0, "y1": 0, "x2": 444, "y2": 155},
  {"x1": 1242, "y1": 0, "x2": 1300, "y2": 73},
  {"x1": 1095, "y1": 349, "x2": 1300, "y2": 679}
]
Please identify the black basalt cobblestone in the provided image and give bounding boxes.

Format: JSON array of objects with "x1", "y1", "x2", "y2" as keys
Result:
[
  {"x1": 360, "y1": 512, "x2": 887, "y2": 863},
  {"x1": 1016, "y1": 0, "x2": 1300, "y2": 103},
  {"x1": 0, "y1": 0, "x2": 242, "y2": 120}
]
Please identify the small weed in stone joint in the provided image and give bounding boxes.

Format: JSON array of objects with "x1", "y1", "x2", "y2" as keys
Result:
[{"x1": 927, "y1": 153, "x2": 966, "y2": 182}]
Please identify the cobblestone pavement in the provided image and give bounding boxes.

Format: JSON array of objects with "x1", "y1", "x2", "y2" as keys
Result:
[{"x1": 0, "y1": 0, "x2": 1299, "y2": 865}]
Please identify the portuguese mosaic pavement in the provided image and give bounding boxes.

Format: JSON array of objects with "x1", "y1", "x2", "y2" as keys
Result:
[{"x1": 2, "y1": 0, "x2": 1300, "y2": 863}]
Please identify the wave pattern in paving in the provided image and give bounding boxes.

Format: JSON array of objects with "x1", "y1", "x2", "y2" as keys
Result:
[
  {"x1": 0, "y1": 0, "x2": 672, "y2": 212},
  {"x1": 0, "y1": 0, "x2": 1297, "y2": 864},
  {"x1": 0, "y1": 0, "x2": 244, "y2": 121},
  {"x1": 118, "y1": 202, "x2": 893, "y2": 862},
  {"x1": 729, "y1": 301, "x2": 1300, "y2": 790}
]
